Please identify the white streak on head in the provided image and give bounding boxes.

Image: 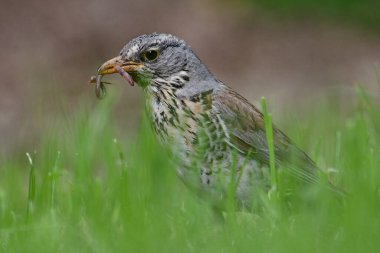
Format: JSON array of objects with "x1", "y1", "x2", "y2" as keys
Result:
[{"x1": 126, "y1": 44, "x2": 140, "y2": 59}]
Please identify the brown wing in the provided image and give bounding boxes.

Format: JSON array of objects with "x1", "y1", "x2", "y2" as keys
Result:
[{"x1": 211, "y1": 86, "x2": 319, "y2": 184}]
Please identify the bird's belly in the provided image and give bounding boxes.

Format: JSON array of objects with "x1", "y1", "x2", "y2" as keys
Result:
[
  {"x1": 183, "y1": 151, "x2": 271, "y2": 208},
  {"x1": 147, "y1": 95, "x2": 271, "y2": 208},
  {"x1": 152, "y1": 115, "x2": 197, "y2": 162}
]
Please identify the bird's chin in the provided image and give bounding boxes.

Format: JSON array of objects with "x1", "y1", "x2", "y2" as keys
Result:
[{"x1": 132, "y1": 73, "x2": 154, "y2": 88}]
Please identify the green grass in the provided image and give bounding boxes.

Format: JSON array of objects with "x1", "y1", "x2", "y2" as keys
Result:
[
  {"x1": 1, "y1": 86, "x2": 380, "y2": 252},
  {"x1": 261, "y1": 97, "x2": 277, "y2": 192},
  {"x1": 247, "y1": 0, "x2": 380, "y2": 30}
]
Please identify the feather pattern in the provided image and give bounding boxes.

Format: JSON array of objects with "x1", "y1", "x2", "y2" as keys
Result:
[{"x1": 212, "y1": 86, "x2": 319, "y2": 182}]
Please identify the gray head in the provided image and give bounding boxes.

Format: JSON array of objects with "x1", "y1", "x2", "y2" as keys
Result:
[{"x1": 97, "y1": 33, "x2": 218, "y2": 96}]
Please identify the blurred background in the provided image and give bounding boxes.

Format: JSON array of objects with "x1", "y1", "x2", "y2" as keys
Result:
[{"x1": 1, "y1": 0, "x2": 380, "y2": 155}]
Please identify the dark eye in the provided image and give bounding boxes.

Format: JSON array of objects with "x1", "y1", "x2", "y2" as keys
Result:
[{"x1": 141, "y1": 50, "x2": 159, "y2": 62}]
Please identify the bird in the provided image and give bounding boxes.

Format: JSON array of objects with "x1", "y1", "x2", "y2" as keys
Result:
[{"x1": 92, "y1": 33, "x2": 341, "y2": 210}]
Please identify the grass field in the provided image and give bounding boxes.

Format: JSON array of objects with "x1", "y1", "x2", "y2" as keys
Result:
[{"x1": 1, "y1": 85, "x2": 379, "y2": 253}]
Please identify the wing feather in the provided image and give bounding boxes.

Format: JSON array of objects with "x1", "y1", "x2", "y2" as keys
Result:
[{"x1": 211, "y1": 86, "x2": 319, "y2": 184}]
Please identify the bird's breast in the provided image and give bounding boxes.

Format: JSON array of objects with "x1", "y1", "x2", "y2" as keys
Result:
[{"x1": 146, "y1": 88, "x2": 211, "y2": 156}]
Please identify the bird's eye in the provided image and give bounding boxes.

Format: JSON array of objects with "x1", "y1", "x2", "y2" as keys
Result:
[{"x1": 141, "y1": 50, "x2": 159, "y2": 62}]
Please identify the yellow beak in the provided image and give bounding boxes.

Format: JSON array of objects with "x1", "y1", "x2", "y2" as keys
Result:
[{"x1": 97, "y1": 55, "x2": 144, "y2": 75}]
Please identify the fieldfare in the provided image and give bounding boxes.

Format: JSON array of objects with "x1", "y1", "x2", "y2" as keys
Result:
[{"x1": 91, "y1": 33, "x2": 341, "y2": 209}]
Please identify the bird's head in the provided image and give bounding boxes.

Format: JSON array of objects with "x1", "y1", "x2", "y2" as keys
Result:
[{"x1": 96, "y1": 33, "x2": 216, "y2": 96}]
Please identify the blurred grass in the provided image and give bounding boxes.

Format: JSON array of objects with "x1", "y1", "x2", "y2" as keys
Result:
[
  {"x1": 248, "y1": 0, "x2": 380, "y2": 30},
  {"x1": 1, "y1": 86, "x2": 380, "y2": 252}
]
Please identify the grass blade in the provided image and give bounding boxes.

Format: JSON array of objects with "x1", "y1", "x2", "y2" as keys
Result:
[
  {"x1": 261, "y1": 97, "x2": 277, "y2": 193},
  {"x1": 26, "y1": 152, "x2": 36, "y2": 222}
]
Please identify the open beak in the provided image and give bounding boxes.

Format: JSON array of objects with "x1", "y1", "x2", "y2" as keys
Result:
[
  {"x1": 95, "y1": 55, "x2": 144, "y2": 86},
  {"x1": 90, "y1": 55, "x2": 143, "y2": 98},
  {"x1": 98, "y1": 55, "x2": 143, "y2": 75}
]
